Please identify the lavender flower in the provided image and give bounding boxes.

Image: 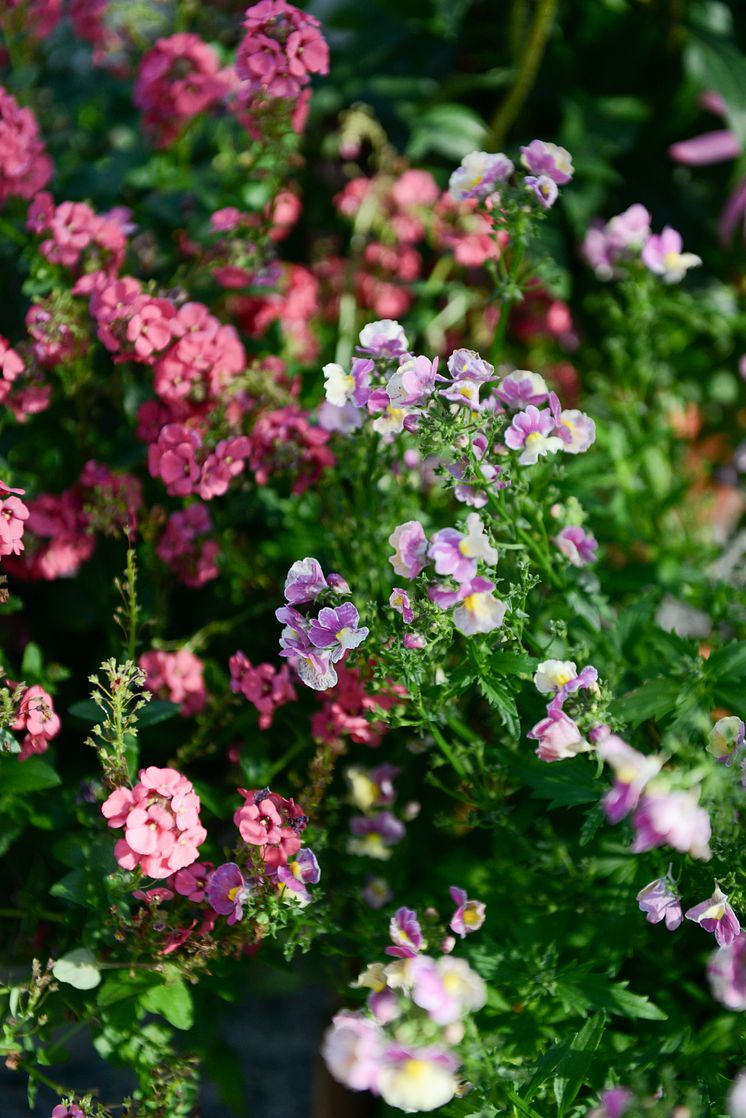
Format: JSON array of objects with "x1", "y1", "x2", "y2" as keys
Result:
[
  {"x1": 386, "y1": 906, "x2": 425, "y2": 958},
  {"x1": 504, "y1": 405, "x2": 564, "y2": 465},
  {"x1": 496, "y1": 369, "x2": 549, "y2": 409},
  {"x1": 309, "y1": 603, "x2": 369, "y2": 661},
  {"x1": 524, "y1": 174, "x2": 559, "y2": 208},
  {"x1": 555, "y1": 525, "x2": 598, "y2": 567},
  {"x1": 686, "y1": 885, "x2": 741, "y2": 947},
  {"x1": 636, "y1": 876, "x2": 683, "y2": 931},
  {"x1": 388, "y1": 520, "x2": 428, "y2": 579},
  {"x1": 206, "y1": 863, "x2": 250, "y2": 924},
  {"x1": 709, "y1": 932, "x2": 746, "y2": 1009},
  {"x1": 520, "y1": 139, "x2": 574, "y2": 184},
  {"x1": 358, "y1": 319, "x2": 409, "y2": 358},
  {"x1": 284, "y1": 557, "x2": 328, "y2": 604},
  {"x1": 449, "y1": 885, "x2": 486, "y2": 937},
  {"x1": 449, "y1": 151, "x2": 514, "y2": 201}
]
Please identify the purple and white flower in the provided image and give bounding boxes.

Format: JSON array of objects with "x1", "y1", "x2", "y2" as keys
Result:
[
  {"x1": 388, "y1": 520, "x2": 428, "y2": 579},
  {"x1": 386, "y1": 906, "x2": 425, "y2": 958},
  {"x1": 641, "y1": 226, "x2": 702, "y2": 283},
  {"x1": 525, "y1": 174, "x2": 559, "y2": 208},
  {"x1": 598, "y1": 735, "x2": 663, "y2": 823},
  {"x1": 631, "y1": 790, "x2": 712, "y2": 860},
  {"x1": 206, "y1": 863, "x2": 250, "y2": 925},
  {"x1": 284, "y1": 557, "x2": 327, "y2": 604},
  {"x1": 686, "y1": 885, "x2": 741, "y2": 947},
  {"x1": 636, "y1": 875, "x2": 683, "y2": 931},
  {"x1": 358, "y1": 319, "x2": 409, "y2": 358},
  {"x1": 449, "y1": 885, "x2": 486, "y2": 937},
  {"x1": 449, "y1": 150, "x2": 514, "y2": 201},
  {"x1": 504, "y1": 405, "x2": 564, "y2": 465},
  {"x1": 496, "y1": 369, "x2": 549, "y2": 409},
  {"x1": 555, "y1": 524, "x2": 598, "y2": 567},
  {"x1": 309, "y1": 603, "x2": 369, "y2": 661},
  {"x1": 389, "y1": 588, "x2": 414, "y2": 624},
  {"x1": 520, "y1": 139, "x2": 574, "y2": 184}
]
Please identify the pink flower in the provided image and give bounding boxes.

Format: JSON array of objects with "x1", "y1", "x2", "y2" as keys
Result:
[
  {"x1": 0, "y1": 488, "x2": 30, "y2": 558},
  {"x1": 102, "y1": 767, "x2": 206, "y2": 879},
  {"x1": 641, "y1": 227, "x2": 701, "y2": 284},
  {"x1": 528, "y1": 709, "x2": 588, "y2": 762},
  {"x1": 12, "y1": 682, "x2": 61, "y2": 760},
  {"x1": 520, "y1": 139, "x2": 574, "y2": 185},
  {"x1": 388, "y1": 521, "x2": 428, "y2": 579},
  {"x1": 389, "y1": 588, "x2": 414, "y2": 624},
  {"x1": 505, "y1": 405, "x2": 563, "y2": 465},
  {"x1": 386, "y1": 906, "x2": 425, "y2": 958},
  {"x1": 554, "y1": 525, "x2": 597, "y2": 567},
  {"x1": 322, "y1": 1011, "x2": 383, "y2": 1093},
  {"x1": 636, "y1": 876, "x2": 683, "y2": 931},
  {"x1": 198, "y1": 436, "x2": 252, "y2": 500},
  {"x1": 147, "y1": 423, "x2": 203, "y2": 497},
  {"x1": 598, "y1": 735, "x2": 662, "y2": 823},
  {"x1": 631, "y1": 791, "x2": 711, "y2": 860},
  {"x1": 229, "y1": 652, "x2": 297, "y2": 729},
  {"x1": 139, "y1": 650, "x2": 207, "y2": 717},
  {"x1": 233, "y1": 788, "x2": 306, "y2": 869},
  {"x1": 135, "y1": 34, "x2": 228, "y2": 147},
  {"x1": 709, "y1": 932, "x2": 746, "y2": 1009},
  {"x1": 156, "y1": 504, "x2": 219, "y2": 589}
]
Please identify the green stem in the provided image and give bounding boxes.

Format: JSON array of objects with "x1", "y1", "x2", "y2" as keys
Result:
[{"x1": 489, "y1": 0, "x2": 560, "y2": 146}]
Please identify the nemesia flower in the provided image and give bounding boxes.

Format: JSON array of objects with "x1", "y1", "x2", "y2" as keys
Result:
[
  {"x1": 284, "y1": 556, "x2": 328, "y2": 604},
  {"x1": 386, "y1": 907, "x2": 425, "y2": 958},
  {"x1": 206, "y1": 862, "x2": 250, "y2": 924},
  {"x1": 636, "y1": 876, "x2": 683, "y2": 931},
  {"x1": 729, "y1": 1072, "x2": 746, "y2": 1118},
  {"x1": 588, "y1": 1088, "x2": 633, "y2": 1118},
  {"x1": 363, "y1": 876, "x2": 393, "y2": 909},
  {"x1": 641, "y1": 227, "x2": 702, "y2": 283},
  {"x1": 321, "y1": 1011, "x2": 383, "y2": 1093},
  {"x1": 308, "y1": 603, "x2": 369, "y2": 661},
  {"x1": 685, "y1": 886, "x2": 741, "y2": 947},
  {"x1": 534, "y1": 659, "x2": 578, "y2": 695},
  {"x1": 446, "y1": 348, "x2": 494, "y2": 382},
  {"x1": 101, "y1": 767, "x2": 207, "y2": 879},
  {"x1": 428, "y1": 514, "x2": 497, "y2": 583},
  {"x1": 323, "y1": 358, "x2": 372, "y2": 408},
  {"x1": 347, "y1": 764, "x2": 400, "y2": 812},
  {"x1": 504, "y1": 405, "x2": 564, "y2": 465},
  {"x1": 389, "y1": 588, "x2": 414, "y2": 624},
  {"x1": 349, "y1": 812, "x2": 406, "y2": 860},
  {"x1": 707, "y1": 716, "x2": 745, "y2": 765},
  {"x1": 555, "y1": 525, "x2": 598, "y2": 567},
  {"x1": 549, "y1": 395, "x2": 596, "y2": 455},
  {"x1": 708, "y1": 932, "x2": 746, "y2": 1010},
  {"x1": 448, "y1": 150, "x2": 514, "y2": 201},
  {"x1": 496, "y1": 369, "x2": 549, "y2": 409},
  {"x1": 598, "y1": 735, "x2": 662, "y2": 823},
  {"x1": 524, "y1": 175, "x2": 559, "y2": 209},
  {"x1": 386, "y1": 355, "x2": 438, "y2": 408},
  {"x1": 520, "y1": 140, "x2": 574, "y2": 184},
  {"x1": 429, "y1": 576, "x2": 507, "y2": 636},
  {"x1": 410, "y1": 955, "x2": 487, "y2": 1024},
  {"x1": 358, "y1": 319, "x2": 408, "y2": 358},
  {"x1": 403, "y1": 633, "x2": 426, "y2": 650},
  {"x1": 631, "y1": 790, "x2": 712, "y2": 860},
  {"x1": 277, "y1": 847, "x2": 321, "y2": 903},
  {"x1": 528, "y1": 709, "x2": 588, "y2": 762},
  {"x1": 388, "y1": 520, "x2": 428, "y2": 580},
  {"x1": 449, "y1": 885, "x2": 486, "y2": 937},
  {"x1": 377, "y1": 1044, "x2": 460, "y2": 1112}
]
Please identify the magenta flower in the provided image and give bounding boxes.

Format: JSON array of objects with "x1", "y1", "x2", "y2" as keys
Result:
[
  {"x1": 234, "y1": 795, "x2": 283, "y2": 846},
  {"x1": 708, "y1": 932, "x2": 746, "y2": 1009},
  {"x1": 686, "y1": 886, "x2": 741, "y2": 947},
  {"x1": 631, "y1": 791, "x2": 712, "y2": 860},
  {"x1": 147, "y1": 423, "x2": 202, "y2": 497},
  {"x1": 636, "y1": 876, "x2": 683, "y2": 931},
  {"x1": 598, "y1": 735, "x2": 662, "y2": 823},
  {"x1": 505, "y1": 405, "x2": 563, "y2": 465},
  {"x1": 520, "y1": 139, "x2": 574, "y2": 184},
  {"x1": 524, "y1": 175, "x2": 559, "y2": 209},
  {"x1": 386, "y1": 906, "x2": 425, "y2": 958},
  {"x1": 449, "y1": 885, "x2": 486, "y2": 937},
  {"x1": 207, "y1": 862, "x2": 250, "y2": 924},
  {"x1": 428, "y1": 514, "x2": 498, "y2": 583},
  {"x1": 284, "y1": 556, "x2": 328, "y2": 603},
  {"x1": 386, "y1": 355, "x2": 438, "y2": 407},
  {"x1": 388, "y1": 520, "x2": 428, "y2": 579},
  {"x1": 308, "y1": 603, "x2": 369, "y2": 660},
  {"x1": 641, "y1": 227, "x2": 701, "y2": 283},
  {"x1": 403, "y1": 633, "x2": 426, "y2": 650},
  {"x1": 555, "y1": 525, "x2": 598, "y2": 567},
  {"x1": 389, "y1": 588, "x2": 414, "y2": 624},
  {"x1": 52, "y1": 1107, "x2": 85, "y2": 1118}
]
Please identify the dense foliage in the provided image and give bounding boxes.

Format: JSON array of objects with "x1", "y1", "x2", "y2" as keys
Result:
[{"x1": 1, "y1": 1, "x2": 746, "y2": 1116}]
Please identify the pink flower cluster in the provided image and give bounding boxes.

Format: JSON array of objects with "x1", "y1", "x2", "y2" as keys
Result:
[
  {"x1": 28, "y1": 193, "x2": 128, "y2": 275},
  {"x1": 0, "y1": 482, "x2": 29, "y2": 561},
  {"x1": 102, "y1": 766, "x2": 207, "y2": 879},
  {"x1": 134, "y1": 34, "x2": 229, "y2": 147},
  {"x1": 7, "y1": 487, "x2": 94, "y2": 581},
  {"x1": 234, "y1": 787, "x2": 307, "y2": 871},
  {"x1": 156, "y1": 504, "x2": 220, "y2": 588},
  {"x1": 229, "y1": 651, "x2": 297, "y2": 729},
  {"x1": 11, "y1": 681, "x2": 61, "y2": 760},
  {"x1": 139, "y1": 650, "x2": 207, "y2": 718},
  {"x1": 235, "y1": 0, "x2": 329, "y2": 105},
  {"x1": 0, "y1": 86, "x2": 52, "y2": 206}
]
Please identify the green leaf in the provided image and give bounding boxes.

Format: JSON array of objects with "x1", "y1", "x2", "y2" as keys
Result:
[
  {"x1": 68, "y1": 699, "x2": 101, "y2": 723},
  {"x1": 98, "y1": 970, "x2": 163, "y2": 1007},
  {"x1": 138, "y1": 700, "x2": 180, "y2": 727},
  {"x1": 559, "y1": 970, "x2": 667, "y2": 1020},
  {"x1": 553, "y1": 1015, "x2": 605, "y2": 1117},
  {"x1": 705, "y1": 641, "x2": 746, "y2": 683},
  {"x1": 52, "y1": 948, "x2": 101, "y2": 990},
  {"x1": 0, "y1": 757, "x2": 61, "y2": 797},
  {"x1": 20, "y1": 642, "x2": 43, "y2": 680},
  {"x1": 609, "y1": 679, "x2": 681, "y2": 726},
  {"x1": 477, "y1": 677, "x2": 520, "y2": 736},
  {"x1": 406, "y1": 103, "x2": 488, "y2": 160},
  {"x1": 140, "y1": 979, "x2": 194, "y2": 1030}
]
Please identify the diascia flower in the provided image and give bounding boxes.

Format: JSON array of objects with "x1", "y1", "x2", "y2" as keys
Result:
[
  {"x1": 0, "y1": 483, "x2": 30, "y2": 559},
  {"x1": 101, "y1": 767, "x2": 207, "y2": 879},
  {"x1": 233, "y1": 787, "x2": 307, "y2": 870}
]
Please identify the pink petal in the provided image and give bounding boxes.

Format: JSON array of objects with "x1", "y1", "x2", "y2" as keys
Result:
[{"x1": 669, "y1": 130, "x2": 741, "y2": 165}]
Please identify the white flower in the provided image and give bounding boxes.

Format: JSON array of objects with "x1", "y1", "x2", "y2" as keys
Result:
[
  {"x1": 323, "y1": 362, "x2": 355, "y2": 407},
  {"x1": 378, "y1": 1054, "x2": 458, "y2": 1112},
  {"x1": 458, "y1": 513, "x2": 498, "y2": 566},
  {"x1": 453, "y1": 591, "x2": 506, "y2": 636},
  {"x1": 534, "y1": 659, "x2": 577, "y2": 694}
]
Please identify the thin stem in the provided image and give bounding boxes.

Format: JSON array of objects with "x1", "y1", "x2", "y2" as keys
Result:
[{"x1": 489, "y1": 0, "x2": 559, "y2": 146}]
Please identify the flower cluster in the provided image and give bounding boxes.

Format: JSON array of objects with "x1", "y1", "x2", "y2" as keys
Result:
[
  {"x1": 138, "y1": 650, "x2": 207, "y2": 718},
  {"x1": 347, "y1": 763, "x2": 407, "y2": 862},
  {"x1": 322, "y1": 894, "x2": 486, "y2": 1112},
  {"x1": 0, "y1": 85, "x2": 53, "y2": 206},
  {"x1": 229, "y1": 651, "x2": 297, "y2": 729},
  {"x1": 528, "y1": 658, "x2": 599, "y2": 762},
  {"x1": 276, "y1": 558, "x2": 369, "y2": 690},
  {"x1": 9, "y1": 681, "x2": 61, "y2": 760},
  {"x1": 134, "y1": 33, "x2": 229, "y2": 147},
  {"x1": 0, "y1": 482, "x2": 29, "y2": 563},
  {"x1": 583, "y1": 204, "x2": 702, "y2": 284},
  {"x1": 102, "y1": 766, "x2": 207, "y2": 879},
  {"x1": 449, "y1": 139, "x2": 573, "y2": 209}
]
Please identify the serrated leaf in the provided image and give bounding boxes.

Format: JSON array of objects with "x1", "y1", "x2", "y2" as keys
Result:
[
  {"x1": 559, "y1": 971, "x2": 667, "y2": 1020},
  {"x1": 52, "y1": 949, "x2": 101, "y2": 990},
  {"x1": 705, "y1": 640, "x2": 746, "y2": 683}
]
